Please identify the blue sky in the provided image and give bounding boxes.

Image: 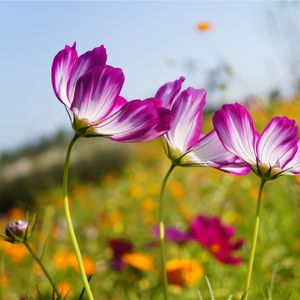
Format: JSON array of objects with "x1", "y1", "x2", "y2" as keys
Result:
[{"x1": 0, "y1": 1, "x2": 298, "y2": 152}]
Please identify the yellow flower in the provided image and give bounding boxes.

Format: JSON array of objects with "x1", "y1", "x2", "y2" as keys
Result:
[
  {"x1": 222, "y1": 210, "x2": 241, "y2": 225},
  {"x1": 122, "y1": 252, "x2": 153, "y2": 271},
  {"x1": 166, "y1": 259, "x2": 204, "y2": 286},
  {"x1": 141, "y1": 197, "x2": 156, "y2": 212},
  {"x1": 169, "y1": 180, "x2": 185, "y2": 200},
  {"x1": 130, "y1": 184, "x2": 143, "y2": 198}
]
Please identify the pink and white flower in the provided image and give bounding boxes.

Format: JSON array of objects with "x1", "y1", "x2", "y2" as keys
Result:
[
  {"x1": 52, "y1": 43, "x2": 171, "y2": 142},
  {"x1": 213, "y1": 103, "x2": 300, "y2": 179},
  {"x1": 155, "y1": 78, "x2": 250, "y2": 175}
]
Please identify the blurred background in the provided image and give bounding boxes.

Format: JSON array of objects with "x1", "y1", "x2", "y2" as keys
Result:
[{"x1": 1, "y1": 2, "x2": 300, "y2": 299}]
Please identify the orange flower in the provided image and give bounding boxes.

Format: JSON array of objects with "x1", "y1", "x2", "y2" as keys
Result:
[
  {"x1": 166, "y1": 259, "x2": 204, "y2": 286},
  {"x1": 196, "y1": 22, "x2": 213, "y2": 31},
  {"x1": 122, "y1": 252, "x2": 153, "y2": 272},
  {"x1": 250, "y1": 187, "x2": 265, "y2": 201},
  {"x1": 58, "y1": 281, "x2": 72, "y2": 298},
  {"x1": 0, "y1": 274, "x2": 8, "y2": 287},
  {"x1": 130, "y1": 184, "x2": 143, "y2": 198},
  {"x1": 53, "y1": 252, "x2": 95, "y2": 275},
  {"x1": 141, "y1": 197, "x2": 156, "y2": 212},
  {"x1": 80, "y1": 256, "x2": 95, "y2": 275},
  {"x1": 0, "y1": 240, "x2": 28, "y2": 263},
  {"x1": 169, "y1": 180, "x2": 185, "y2": 200},
  {"x1": 7, "y1": 207, "x2": 25, "y2": 219}
]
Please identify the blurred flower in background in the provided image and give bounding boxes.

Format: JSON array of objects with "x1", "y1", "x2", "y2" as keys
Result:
[
  {"x1": 188, "y1": 215, "x2": 244, "y2": 265},
  {"x1": 196, "y1": 22, "x2": 213, "y2": 32},
  {"x1": 53, "y1": 251, "x2": 95, "y2": 275},
  {"x1": 109, "y1": 238, "x2": 133, "y2": 270},
  {"x1": 122, "y1": 252, "x2": 153, "y2": 272},
  {"x1": 166, "y1": 259, "x2": 204, "y2": 286},
  {"x1": 153, "y1": 214, "x2": 244, "y2": 265},
  {"x1": 108, "y1": 238, "x2": 153, "y2": 272}
]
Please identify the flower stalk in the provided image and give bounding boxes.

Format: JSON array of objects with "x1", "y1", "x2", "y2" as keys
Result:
[
  {"x1": 242, "y1": 179, "x2": 266, "y2": 300},
  {"x1": 24, "y1": 242, "x2": 61, "y2": 298},
  {"x1": 159, "y1": 163, "x2": 176, "y2": 300},
  {"x1": 63, "y1": 134, "x2": 94, "y2": 300}
]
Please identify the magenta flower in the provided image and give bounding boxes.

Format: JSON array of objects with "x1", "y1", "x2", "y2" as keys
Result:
[
  {"x1": 188, "y1": 215, "x2": 244, "y2": 265},
  {"x1": 52, "y1": 43, "x2": 171, "y2": 142},
  {"x1": 155, "y1": 78, "x2": 250, "y2": 175},
  {"x1": 213, "y1": 103, "x2": 300, "y2": 179},
  {"x1": 152, "y1": 215, "x2": 244, "y2": 265}
]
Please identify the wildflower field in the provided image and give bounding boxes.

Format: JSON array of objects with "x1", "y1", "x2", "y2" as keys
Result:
[{"x1": 1, "y1": 94, "x2": 300, "y2": 300}]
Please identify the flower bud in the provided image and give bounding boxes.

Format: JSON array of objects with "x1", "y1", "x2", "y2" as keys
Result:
[{"x1": 5, "y1": 220, "x2": 29, "y2": 243}]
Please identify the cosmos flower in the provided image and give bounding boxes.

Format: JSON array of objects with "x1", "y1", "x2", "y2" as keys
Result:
[
  {"x1": 188, "y1": 215, "x2": 244, "y2": 265},
  {"x1": 153, "y1": 215, "x2": 244, "y2": 265},
  {"x1": 52, "y1": 43, "x2": 172, "y2": 142},
  {"x1": 213, "y1": 103, "x2": 300, "y2": 180},
  {"x1": 155, "y1": 78, "x2": 250, "y2": 175}
]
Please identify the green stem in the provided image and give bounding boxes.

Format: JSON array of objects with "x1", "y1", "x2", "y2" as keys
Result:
[
  {"x1": 159, "y1": 163, "x2": 176, "y2": 300},
  {"x1": 242, "y1": 179, "x2": 266, "y2": 300},
  {"x1": 63, "y1": 134, "x2": 95, "y2": 300},
  {"x1": 24, "y1": 242, "x2": 61, "y2": 298}
]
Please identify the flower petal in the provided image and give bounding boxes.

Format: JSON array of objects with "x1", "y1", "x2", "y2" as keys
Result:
[
  {"x1": 155, "y1": 77, "x2": 185, "y2": 109},
  {"x1": 132, "y1": 106, "x2": 172, "y2": 141},
  {"x1": 92, "y1": 100, "x2": 162, "y2": 142},
  {"x1": 51, "y1": 43, "x2": 78, "y2": 107},
  {"x1": 256, "y1": 116, "x2": 298, "y2": 169},
  {"x1": 281, "y1": 140, "x2": 300, "y2": 175},
  {"x1": 189, "y1": 130, "x2": 251, "y2": 175},
  {"x1": 67, "y1": 45, "x2": 107, "y2": 102},
  {"x1": 213, "y1": 103, "x2": 257, "y2": 165},
  {"x1": 71, "y1": 65, "x2": 124, "y2": 123},
  {"x1": 109, "y1": 96, "x2": 128, "y2": 115},
  {"x1": 166, "y1": 87, "x2": 206, "y2": 153},
  {"x1": 152, "y1": 225, "x2": 190, "y2": 243}
]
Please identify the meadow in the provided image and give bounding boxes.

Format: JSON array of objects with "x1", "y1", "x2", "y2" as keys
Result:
[{"x1": 1, "y1": 95, "x2": 300, "y2": 300}]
